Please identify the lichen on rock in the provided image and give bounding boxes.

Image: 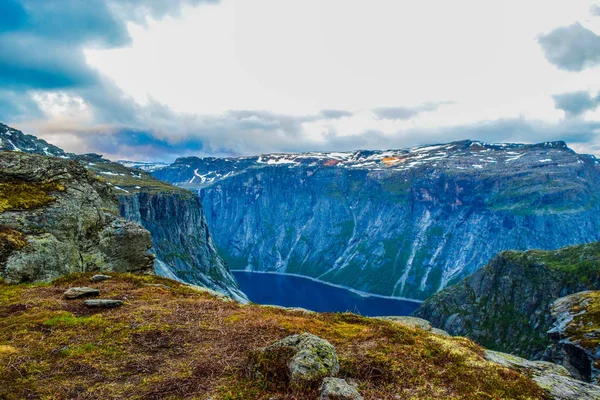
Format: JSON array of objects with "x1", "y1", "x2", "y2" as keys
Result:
[{"x1": 248, "y1": 332, "x2": 340, "y2": 388}]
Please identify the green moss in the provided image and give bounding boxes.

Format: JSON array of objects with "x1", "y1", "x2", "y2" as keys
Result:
[
  {"x1": 0, "y1": 180, "x2": 65, "y2": 212},
  {"x1": 88, "y1": 162, "x2": 194, "y2": 196}
]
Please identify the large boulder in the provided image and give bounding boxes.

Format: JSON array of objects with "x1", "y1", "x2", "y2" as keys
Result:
[{"x1": 248, "y1": 333, "x2": 339, "y2": 387}]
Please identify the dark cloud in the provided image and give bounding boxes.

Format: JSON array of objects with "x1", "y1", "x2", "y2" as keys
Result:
[
  {"x1": 552, "y1": 91, "x2": 600, "y2": 117},
  {"x1": 320, "y1": 109, "x2": 354, "y2": 119},
  {"x1": 0, "y1": 89, "x2": 43, "y2": 121},
  {"x1": 373, "y1": 102, "x2": 451, "y2": 120},
  {"x1": 538, "y1": 23, "x2": 600, "y2": 71},
  {"x1": 0, "y1": 0, "x2": 218, "y2": 120}
]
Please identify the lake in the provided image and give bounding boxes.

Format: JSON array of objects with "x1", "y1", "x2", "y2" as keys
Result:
[{"x1": 232, "y1": 271, "x2": 422, "y2": 317}]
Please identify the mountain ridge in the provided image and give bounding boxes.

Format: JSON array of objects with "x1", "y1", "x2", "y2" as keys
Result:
[{"x1": 150, "y1": 139, "x2": 600, "y2": 300}]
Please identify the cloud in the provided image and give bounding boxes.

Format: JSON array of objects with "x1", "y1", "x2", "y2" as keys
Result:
[
  {"x1": 0, "y1": 0, "x2": 218, "y2": 120},
  {"x1": 373, "y1": 102, "x2": 451, "y2": 120},
  {"x1": 552, "y1": 91, "x2": 600, "y2": 117},
  {"x1": 592, "y1": 5, "x2": 600, "y2": 16},
  {"x1": 537, "y1": 23, "x2": 600, "y2": 71},
  {"x1": 320, "y1": 109, "x2": 354, "y2": 119}
]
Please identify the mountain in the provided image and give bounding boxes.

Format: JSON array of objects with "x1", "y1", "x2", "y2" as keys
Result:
[
  {"x1": 414, "y1": 242, "x2": 600, "y2": 359},
  {"x1": 0, "y1": 152, "x2": 154, "y2": 282},
  {"x1": 0, "y1": 122, "x2": 69, "y2": 157},
  {"x1": 0, "y1": 123, "x2": 245, "y2": 301},
  {"x1": 150, "y1": 140, "x2": 600, "y2": 300}
]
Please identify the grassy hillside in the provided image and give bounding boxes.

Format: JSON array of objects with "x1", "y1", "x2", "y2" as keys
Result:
[{"x1": 0, "y1": 274, "x2": 545, "y2": 399}]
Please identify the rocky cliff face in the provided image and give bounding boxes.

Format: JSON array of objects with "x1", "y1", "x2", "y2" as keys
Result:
[
  {"x1": 0, "y1": 123, "x2": 245, "y2": 301},
  {"x1": 119, "y1": 191, "x2": 247, "y2": 301},
  {"x1": 0, "y1": 151, "x2": 154, "y2": 282},
  {"x1": 414, "y1": 242, "x2": 600, "y2": 359},
  {"x1": 545, "y1": 290, "x2": 600, "y2": 384},
  {"x1": 76, "y1": 155, "x2": 246, "y2": 301},
  {"x1": 152, "y1": 140, "x2": 600, "y2": 300}
]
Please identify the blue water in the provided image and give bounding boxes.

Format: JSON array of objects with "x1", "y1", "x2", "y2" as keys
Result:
[{"x1": 232, "y1": 271, "x2": 421, "y2": 317}]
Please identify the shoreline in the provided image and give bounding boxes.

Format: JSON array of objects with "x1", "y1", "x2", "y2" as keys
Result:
[{"x1": 231, "y1": 269, "x2": 424, "y2": 304}]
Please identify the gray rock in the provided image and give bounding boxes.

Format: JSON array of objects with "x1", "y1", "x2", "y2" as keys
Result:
[
  {"x1": 484, "y1": 350, "x2": 571, "y2": 377},
  {"x1": 319, "y1": 377, "x2": 363, "y2": 400},
  {"x1": 0, "y1": 151, "x2": 154, "y2": 284},
  {"x1": 375, "y1": 316, "x2": 432, "y2": 330},
  {"x1": 64, "y1": 287, "x2": 100, "y2": 299},
  {"x1": 83, "y1": 299, "x2": 123, "y2": 308},
  {"x1": 533, "y1": 373, "x2": 600, "y2": 400},
  {"x1": 484, "y1": 349, "x2": 600, "y2": 399},
  {"x1": 431, "y1": 328, "x2": 451, "y2": 337},
  {"x1": 249, "y1": 333, "x2": 339, "y2": 386},
  {"x1": 90, "y1": 274, "x2": 112, "y2": 282},
  {"x1": 142, "y1": 283, "x2": 170, "y2": 289},
  {"x1": 545, "y1": 291, "x2": 600, "y2": 384}
]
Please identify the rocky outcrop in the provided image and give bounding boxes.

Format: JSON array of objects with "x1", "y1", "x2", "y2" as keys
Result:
[
  {"x1": 248, "y1": 333, "x2": 340, "y2": 387},
  {"x1": 152, "y1": 140, "x2": 600, "y2": 300},
  {"x1": 484, "y1": 350, "x2": 600, "y2": 400},
  {"x1": 545, "y1": 291, "x2": 600, "y2": 384},
  {"x1": 0, "y1": 122, "x2": 247, "y2": 302},
  {"x1": 413, "y1": 242, "x2": 600, "y2": 359},
  {"x1": 0, "y1": 152, "x2": 154, "y2": 283},
  {"x1": 119, "y1": 191, "x2": 247, "y2": 302}
]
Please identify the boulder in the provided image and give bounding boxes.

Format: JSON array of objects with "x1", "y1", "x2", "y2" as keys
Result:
[
  {"x1": 319, "y1": 377, "x2": 363, "y2": 400},
  {"x1": 90, "y1": 274, "x2": 112, "y2": 282},
  {"x1": 248, "y1": 333, "x2": 339, "y2": 387},
  {"x1": 64, "y1": 287, "x2": 100, "y2": 299},
  {"x1": 83, "y1": 299, "x2": 123, "y2": 308}
]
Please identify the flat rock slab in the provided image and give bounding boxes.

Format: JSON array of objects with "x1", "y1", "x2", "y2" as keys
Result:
[
  {"x1": 320, "y1": 377, "x2": 363, "y2": 400},
  {"x1": 142, "y1": 284, "x2": 171, "y2": 290},
  {"x1": 64, "y1": 287, "x2": 100, "y2": 299},
  {"x1": 90, "y1": 274, "x2": 112, "y2": 282},
  {"x1": 84, "y1": 299, "x2": 123, "y2": 308}
]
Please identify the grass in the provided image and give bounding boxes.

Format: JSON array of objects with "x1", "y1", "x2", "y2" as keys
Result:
[
  {"x1": 504, "y1": 242, "x2": 600, "y2": 276},
  {"x1": 0, "y1": 273, "x2": 547, "y2": 399},
  {"x1": 87, "y1": 161, "x2": 194, "y2": 196},
  {"x1": 0, "y1": 180, "x2": 65, "y2": 212}
]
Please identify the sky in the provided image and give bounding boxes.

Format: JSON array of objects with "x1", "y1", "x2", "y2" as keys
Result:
[{"x1": 1, "y1": 0, "x2": 600, "y2": 161}]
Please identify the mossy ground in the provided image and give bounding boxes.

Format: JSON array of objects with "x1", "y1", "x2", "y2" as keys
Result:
[
  {"x1": 564, "y1": 291, "x2": 600, "y2": 350},
  {"x1": 0, "y1": 273, "x2": 546, "y2": 399},
  {"x1": 88, "y1": 162, "x2": 193, "y2": 196},
  {"x1": 0, "y1": 180, "x2": 65, "y2": 212}
]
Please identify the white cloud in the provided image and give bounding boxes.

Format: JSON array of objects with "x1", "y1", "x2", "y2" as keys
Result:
[{"x1": 8, "y1": 0, "x2": 600, "y2": 159}]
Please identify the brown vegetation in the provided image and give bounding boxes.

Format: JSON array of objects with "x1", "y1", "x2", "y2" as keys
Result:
[{"x1": 0, "y1": 273, "x2": 546, "y2": 399}]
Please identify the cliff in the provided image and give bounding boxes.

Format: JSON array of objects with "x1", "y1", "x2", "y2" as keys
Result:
[
  {"x1": 81, "y1": 156, "x2": 247, "y2": 302},
  {"x1": 414, "y1": 242, "x2": 600, "y2": 359},
  {"x1": 0, "y1": 151, "x2": 154, "y2": 282},
  {"x1": 0, "y1": 123, "x2": 245, "y2": 301},
  {"x1": 152, "y1": 140, "x2": 600, "y2": 300},
  {"x1": 545, "y1": 290, "x2": 600, "y2": 384}
]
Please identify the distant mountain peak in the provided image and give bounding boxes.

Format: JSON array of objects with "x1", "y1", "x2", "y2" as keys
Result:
[{"x1": 0, "y1": 123, "x2": 69, "y2": 158}]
